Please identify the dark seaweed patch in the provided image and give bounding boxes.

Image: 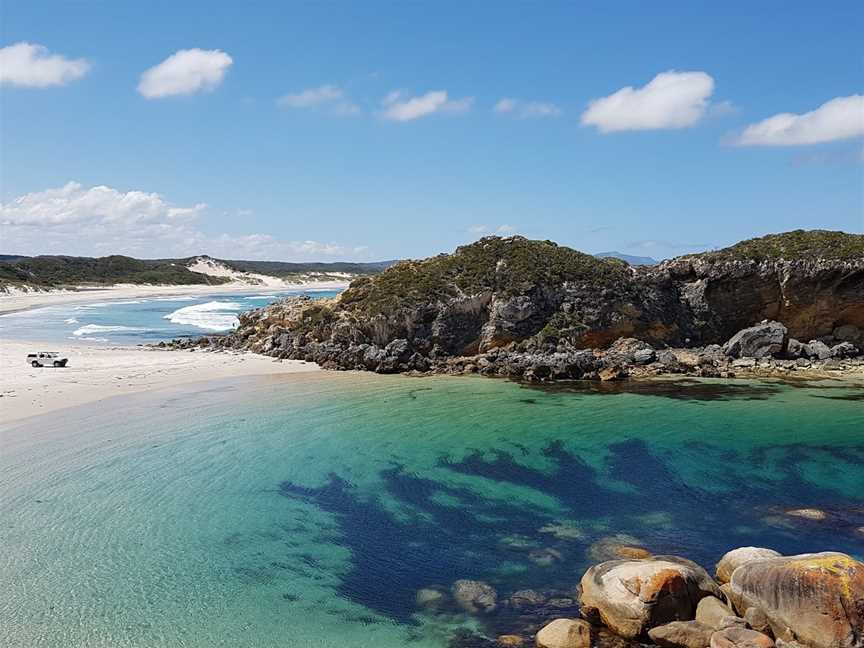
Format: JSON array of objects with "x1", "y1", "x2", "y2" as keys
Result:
[
  {"x1": 277, "y1": 436, "x2": 864, "y2": 637},
  {"x1": 521, "y1": 378, "x2": 784, "y2": 401},
  {"x1": 811, "y1": 392, "x2": 864, "y2": 401}
]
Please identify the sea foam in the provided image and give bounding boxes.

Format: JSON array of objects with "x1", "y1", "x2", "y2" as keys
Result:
[
  {"x1": 72, "y1": 324, "x2": 144, "y2": 336},
  {"x1": 163, "y1": 301, "x2": 241, "y2": 331}
]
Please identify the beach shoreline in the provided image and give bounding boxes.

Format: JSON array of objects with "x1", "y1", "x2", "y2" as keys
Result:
[
  {"x1": 0, "y1": 338, "x2": 320, "y2": 426},
  {"x1": 0, "y1": 279, "x2": 349, "y2": 316}
]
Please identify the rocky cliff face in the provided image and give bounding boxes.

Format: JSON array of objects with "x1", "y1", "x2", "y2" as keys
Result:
[{"x1": 188, "y1": 230, "x2": 864, "y2": 378}]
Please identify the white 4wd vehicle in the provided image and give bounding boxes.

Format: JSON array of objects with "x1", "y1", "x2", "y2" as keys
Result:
[{"x1": 27, "y1": 352, "x2": 68, "y2": 368}]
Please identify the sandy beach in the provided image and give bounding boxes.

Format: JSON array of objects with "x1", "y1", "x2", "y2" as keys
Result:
[
  {"x1": 0, "y1": 338, "x2": 319, "y2": 426},
  {"x1": 0, "y1": 280, "x2": 348, "y2": 315}
]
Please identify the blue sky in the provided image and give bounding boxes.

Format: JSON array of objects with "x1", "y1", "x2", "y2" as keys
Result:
[{"x1": 1, "y1": 1, "x2": 862, "y2": 261}]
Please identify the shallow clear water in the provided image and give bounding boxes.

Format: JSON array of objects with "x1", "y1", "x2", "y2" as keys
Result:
[
  {"x1": 1, "y1": 373, "x2": 863, "y2": 647},
  {"x1": 0, "y1": 289, "x2": 340, "y2": 345}
]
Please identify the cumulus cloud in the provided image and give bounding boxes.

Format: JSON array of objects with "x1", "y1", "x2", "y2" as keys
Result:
[
  {"x1": 494, "y1": 97, "x2": 562, "y2": 118},
  {"x1": 138, "y1": 48, "x2": 233, "y2": 99},
  {"x1": 0, "y1": 42, "x2": 90, "y2": 88},
  {"x1": 277, "y1": 84, "x2": 359, "y2": 114},
  {"x1": 381, "y1": 90, "x2": 473, "y2": 121},
  {"x1": 0, "y1": 182, "x2": 362, "y2": 260},
  {"x1": 581, "y1": 70, "x2": 715, "y2": 133},
  {"x1": 733, "y1": 95, "x2": 864, "y2": 146}
]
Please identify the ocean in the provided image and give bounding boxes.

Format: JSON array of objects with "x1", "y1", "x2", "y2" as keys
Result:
[
  {"x1": 2, "y1": 371, "x2": 862, "y2": 647},
  {"x1": 0, "y1": 289, "x2": 340, "y2": 346}
]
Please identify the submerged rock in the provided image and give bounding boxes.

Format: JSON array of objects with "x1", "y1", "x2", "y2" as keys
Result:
[
  {"x1": 528, "y1": 548, "x2": 564, "y2": 567},
  {"x1": 452, "y1": 579, "x2": 498, "y2": 615},
  {"x1": 586, "y1": 535, "x2": 651, "y2": 563},
  {"x1": 535, "y1": 618, "x2": 592, "y2": 648},
  {"x1": 578, "y1": 556, "x2": 720, "y2": 638},
  {"x1": 784, "y1": 507, "x2": 827, "y2": 521},
  {"x1": 727, "y1": 552, "x2": 864, "y2": 648},
  {"x1": 416, "y1": 587, "x2": 447, "y2": 609},
  {"x1": 508, "y1": 589, "x2": 546, "y2": 609}
]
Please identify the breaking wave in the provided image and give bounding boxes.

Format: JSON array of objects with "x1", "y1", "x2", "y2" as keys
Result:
[
  {"x1": 163, "y1": 301, "x2": 241, "y2": 331},
  {"x1": 72, "y1": 324, "x2": 145, "y2": 337}
]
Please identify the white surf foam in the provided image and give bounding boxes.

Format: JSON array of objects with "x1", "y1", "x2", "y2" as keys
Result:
[
  {"x1": 163, "y1": 301, "x2": 241, "y2": 331},
  {"x1": 72, "y1": 324, "x2": 145, "y2": 337},
  {"x1": 64, "y1": 318, "x2": 79, "y2": 324}
]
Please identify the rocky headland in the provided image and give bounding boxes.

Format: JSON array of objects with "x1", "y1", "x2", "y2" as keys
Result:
[{"x1": 165, "y1": 230, "x2": 864, "y2": 382}]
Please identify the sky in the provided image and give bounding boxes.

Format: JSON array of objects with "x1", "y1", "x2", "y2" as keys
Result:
[{"x1": 1, "y1": 1, "x2": 862, "y2": 262}]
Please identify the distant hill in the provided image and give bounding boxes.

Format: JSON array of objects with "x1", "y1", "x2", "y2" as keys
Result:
[
  {"x1": 594, "y1": 251, "x2": 658, "y2": 265},
  {"x1": 0, "y1": 254, "x2": 394, "y2": 291},
  {"x1": 219, "y1": 258, "x2": 397, "y2": 277}
]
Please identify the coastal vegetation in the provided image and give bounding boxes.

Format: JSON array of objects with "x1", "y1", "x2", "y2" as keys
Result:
[
  {"x1": 0, "y1": 255, "x2": 228, "y2": 289},
  {"x1": 697, "y1": 229, "x2": 864, "y2": 262},
  {"x1": 340, "y1": 237, "x2": 630, "y2": 316},
  {"x1": 0, "y1": 254, "x2": 391, "y2": 291}
]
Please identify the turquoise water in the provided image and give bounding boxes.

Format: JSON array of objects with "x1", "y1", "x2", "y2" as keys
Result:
[
  {"x1": 0, "y1": 289, "x2": 340, "y2": 345},
  {"x1": 1, "y1": 373, "x2": 863, "y2": 647}
]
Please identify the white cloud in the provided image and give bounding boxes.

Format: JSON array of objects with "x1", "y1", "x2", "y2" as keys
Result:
[
  {"x1": 277, "y1": 84, "x2": 359, "y2": 115},
  {"x1": 138, "y1": 48, "x2": 233, "y2": 99},
  {"x1": 494, "y1": 97, "x2": 561, "y2": 118},
  {"x1": 0, "y1": 182, "x2": 362, "y2": 260},
  {"x1": 278, "y1": 84, "x2": 341, "y2": 108},
  {"x1": 381, "y1": 90, "x2": 473, "y2": 122},
  {"x1": 468, "y1": 224, "x2": 489, "y2": 234},
  {"x1": 494, "y1": 98, "x2": 516, "y2": 113},
  {"x1": 0, "y1": 42, "x2": 90, "y2": 88},
  {"x1": 496, "y1": 224, "x2": 517, "y2": 235},
  {"x1": 581, "y1": 70, "x2": 715, "y2": 133},
  {"x1": 733, "y1": 95, "x2": 864, "y2": 146}
]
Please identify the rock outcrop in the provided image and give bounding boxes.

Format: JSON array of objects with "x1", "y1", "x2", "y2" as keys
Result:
[
  {"x1": 709, "y1": 627, "x2": 774, "y2": 648},
  {"x1": 648, "y1": 620, "x2": 715, "y2": 648},
  {"x1": 726, "y1": 552, "x2": 864, "y2": 648},
  {"x1": 721, "y1": 322, "x2": 787, "y2": 358},
  {"x1": 578, "y1": 556, "x2": 721, "y2": 638},
  {"x1": 715, "y1": 548, "x2": 783, "y2": 585},
  {"x1": 440, "y1": 546, "x2": 861, "y2": 648},
  {"x1": 535, "y1": 618, "x2": 592, "y2": 648},
  {"x1": 171, "y1": 230, "x2": 864, "y2": 381}
]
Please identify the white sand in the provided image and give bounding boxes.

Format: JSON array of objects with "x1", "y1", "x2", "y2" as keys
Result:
[
  {"x1": 0, "y1": 339, "x2": 320, "y2": 426},
  {"x1": 0, "y1": 279, "x2": 348, "y2": 315}
]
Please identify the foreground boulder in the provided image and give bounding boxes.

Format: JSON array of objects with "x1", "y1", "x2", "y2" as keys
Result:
[
  {"x1": 535, "y1": 618, "x2": 591, "y2": 648},
  {"x1": 710, "y1": 627, "x2": 774, "y2": 648},
  {"x1": 648, "y1": 620, "x2": 714, "y2": 648},
  {"x1": 727, "y1": 552, "x2": 864, "y2": 648},
  {"x1": 696, "y1": 596, "x2": 736, "y2": 629},
  {"x1": 722, "y1": 321, "x2": 787, "y2": 359},
  {"x1": 715, "y1": 547, "x2": 783, "y2": 584},
  {"x1": 578, "y1": 556, "x2": 721, "y2": 638}
]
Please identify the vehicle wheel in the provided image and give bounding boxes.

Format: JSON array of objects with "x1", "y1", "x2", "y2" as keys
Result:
[
  {"x1": 32, "y1": 361, "x2": 40, "y2": 367},
  {"x1": 54, "y1": 361, "x2": 64, "y2": 367}
]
